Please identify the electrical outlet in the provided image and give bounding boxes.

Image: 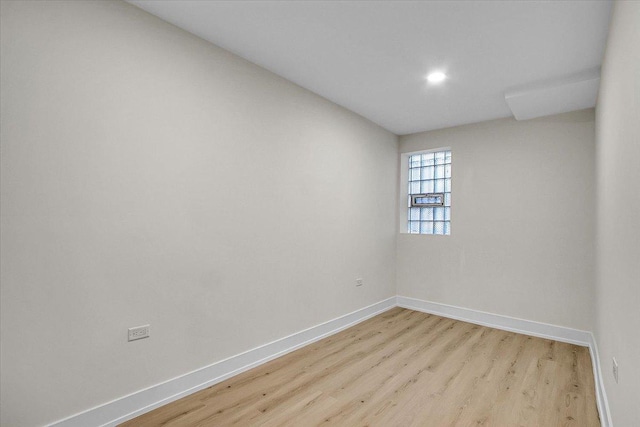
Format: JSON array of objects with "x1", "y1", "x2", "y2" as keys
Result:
[
  {"x1": 128, "y1": 324, "x2": 150, "y2": 342},
  {"x1": 612, "y1": 357, "x2": 618, "y2": 383},
  {"x1": 356, "y1": 278, "x2": 364, "y2": 287}
]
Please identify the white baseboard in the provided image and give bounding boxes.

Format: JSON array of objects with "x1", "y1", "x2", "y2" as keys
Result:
[
  {"x1": 397, "y1": 295, "x2": 611, "y2": 426},
  {"x1": 396, "y1": 295, "x2": 591, "y2": 346},
  {"x1": 588, "y1": 333, "x2": 613, "y2": 427},
  {"x1": 47, "y1": 297, "x2": 397, "y2": 427}
]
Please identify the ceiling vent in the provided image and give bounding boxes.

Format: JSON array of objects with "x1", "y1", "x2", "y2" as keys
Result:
[{"x1": 505, "y1": 68, "x2": 600, "y2": 120}]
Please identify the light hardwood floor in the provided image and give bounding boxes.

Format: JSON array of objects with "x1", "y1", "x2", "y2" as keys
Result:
[{"x1": 120, "y1": 307, "x2": 599, "y2": 426}]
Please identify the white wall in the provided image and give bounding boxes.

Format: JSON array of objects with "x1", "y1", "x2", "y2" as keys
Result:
[
  {"x1": 397, "y1": 110, "x2": 596, "y2": 331},
  {"x1": 595, "y1": 1, "x2": 640, "y2": 425},
  {"x1": 0, "y1": 1, "x2": 398, "y2": 426}
]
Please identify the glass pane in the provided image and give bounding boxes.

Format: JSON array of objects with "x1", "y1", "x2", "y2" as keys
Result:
[
  {"x1": 434, "y1": 207, "x2": 444, "y2": 220},
  {"x1": 444, "y1": 207, "x2": 451, "y2": 220},
  {"x1": 434, "y1": 179, "x2": 444, "y2": 192},
  {"x1": 434, "y1": 221, "x2": 445, "y2": 234},
  {"x1": 435, "y1": 165, "x2": 444, "y2": 179},
  {"x1": 422, "y1": 166, "x2": 435, "y2": 180},
  {"x1": 445, "y1": 178, "x2": 451, "y2": 193},
  {"x1": 445, "y1": 164, "x2": 451, "y2": 178},
  {"x1": 421, "y1": 208, "x2": 434, "y2": 221},
  {"x1": 410, "y1": 155, "x2": 421, "y2": 168},
  {"x1": 422, "y1": 153, "x2": 435, "y2": 166},
  {"x1": 445, "y1": 152, "x2": 452, "y2": 164},
  {"x1": 409, "y1": 221, "x2": 420, "y2": 234},
  {"x1": 410, "y1": 181, "x2": 420, "y2": 194},
  {"x1": 444, "y1": 222, "x2": 451, "y2": 235},
  {"x1": 421, "y1": 180, "x2": 434, "y2": 193},
  {"x1": 435, "y1": 152, "x2": 446, "y2": 165},
  {"x1": 410, "y1": 207, "x2": 420, "y2": 220},
  {"x1": 445, "y1": 193, "x2": 451, "y2": 206},
  {"x1": 420, "y1": 221, "x2": 434, "y2": 234},
  {"x1": 411, "y1": 168, "x2": 421, "y2": 181}
]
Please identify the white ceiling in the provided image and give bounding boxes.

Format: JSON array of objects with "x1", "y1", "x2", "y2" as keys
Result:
[{"x1": 129, "y1": 1, "x2": 612, "y2": 135}]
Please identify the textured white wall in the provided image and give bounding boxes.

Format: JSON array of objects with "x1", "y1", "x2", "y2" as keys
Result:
[
  {"x1": 595, "y1": 1, "x2": 640, "y2": 425},
  {"x1": 0, "y1": 2, "x2": 398, "y2": 426},
  {"x1": 397, "y1": 110, "x2": 596, "y2": 331}
]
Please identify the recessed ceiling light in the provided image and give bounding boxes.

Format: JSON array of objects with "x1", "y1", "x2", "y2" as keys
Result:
[{"x1": 427, "y1": 72, "x2": 447, "y2": 84}]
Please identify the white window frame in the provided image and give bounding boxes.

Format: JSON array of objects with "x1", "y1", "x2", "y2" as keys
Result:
[{"x1": 399, "y1": 147, "x2": 452, "y2": 235}]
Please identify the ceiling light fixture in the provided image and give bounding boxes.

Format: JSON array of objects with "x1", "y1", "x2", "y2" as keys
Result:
[{"x1": 427, "y1": 72, "x2": 447, "y2": 84}]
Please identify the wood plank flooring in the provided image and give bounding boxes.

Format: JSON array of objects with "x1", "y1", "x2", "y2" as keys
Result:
[{"x1": 120, "y1": 308, "x2": 599, "y2": 426}]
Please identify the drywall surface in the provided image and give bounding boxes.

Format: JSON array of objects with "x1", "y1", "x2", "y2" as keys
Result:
[
  {"x1": 594, "y1": 1, "x2": 640, "y2": 425},
  {"x1": 397, "y1": 110, "x2": 596, "y2": 331},
  {"x1": 0, "y1": 1, "x2": 397, "y2": 425}
]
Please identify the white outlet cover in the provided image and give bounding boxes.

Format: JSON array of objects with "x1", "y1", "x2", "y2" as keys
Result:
[{"x1": 128, "y1": 324, "x2": 150, "y2": 342}]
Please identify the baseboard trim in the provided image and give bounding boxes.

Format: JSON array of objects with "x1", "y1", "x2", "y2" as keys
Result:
[
  {"x1": 47, "y1": 296, "x2": 397, "y2": 427},
  {"x1": 397, "y1": 295, "x2": 612, "y2": 426},
  {"x1": 397, "y1": 295, "x2": 591, "y2": 345},
  {"x1": 588, "y1": 333, "x2": 613, "y2": 427}
]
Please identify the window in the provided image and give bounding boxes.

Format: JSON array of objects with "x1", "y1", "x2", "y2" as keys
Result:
[{"x1": 407, "y1": 150, "x2": 451, "y2": 235}]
